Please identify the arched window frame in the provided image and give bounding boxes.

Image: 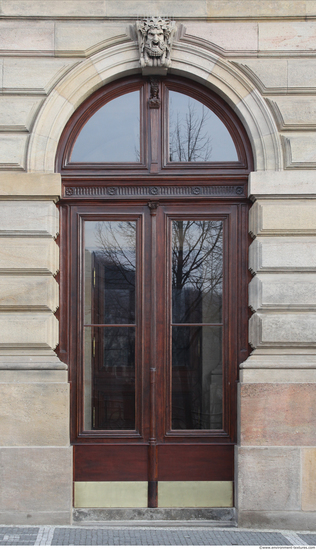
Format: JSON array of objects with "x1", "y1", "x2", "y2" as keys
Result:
[{"x1": 56, "y1": 75, "x2": 253, "y2": 176}]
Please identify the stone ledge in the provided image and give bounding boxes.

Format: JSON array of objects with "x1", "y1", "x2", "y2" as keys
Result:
[
  {"x1": 240, "y1": 369, "x2": 316, "y2": 383},
  {"x1": 241, "y1": 354, "x2": 316, "y2": 370},
  {"x1": 73, "y1": 507, "x2": 236, "y2": 525},
  {"x1": 0, "y1": 355, "x2": 67, "y2": 369}
]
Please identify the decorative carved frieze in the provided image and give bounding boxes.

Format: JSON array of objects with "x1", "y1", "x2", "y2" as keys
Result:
[
  {"x1": 63, "y1": 185, "x2": 244, "y2": 199},
  {"x1": 136, "y1": 17, "x2": 176, "y2": 75}
]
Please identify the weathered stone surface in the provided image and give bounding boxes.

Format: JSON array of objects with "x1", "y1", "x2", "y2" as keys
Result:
[
  {"x1": 0, "y1": 201, "x2": 59, "y2": 237},
  {"x1": 237, "y1": 446, "x2": 300, "y2": 510},
  {"x1": 105, "y1": 1, "x2": 208, "y2": 17},
  {"x1": 240, "y1": 383, "x2": 316, "y2": 446},
  {"x1": 0, "y1": 312, "x2": 58, "y2": 351},
  {"x1": 249, "y1": 170, "x2": 316, "y2": 198},
  {"x1": 235, "y1": 59, "x2": 288, "y2": 91},
  {"x1": 249, "y1": 273, "x2": 316, "y2": 311},
  {"x1": 239, "y1": 510, "x2": 316, "y2": 531},
  {"x1": 0, "y1": 134, "x2": 28, "y2": 170},
  {"x1": 0, "y1": 370, "x2": 68, "y2": 383},
  {"x1": 0, "y1": 276, "x2": 58, "y2": 312},
  {"x1": 3, "y1": 57, "x2": 78, "y2": 94},
  {"x1": 249, "y1": 237, "x2": 316, "y2": 273},
  {"x1": 284, "y1": 133, "x2": 316, "y2": 167},
  {"x1": 0, "y1": 447, "x2": 72, "y2": 520},
  {"x1": 55, "y1": 60, "x2": 102, "y2": 108},
  {"x1": 0, "y1": 173, "x2": 61, "y2": 198},
  {"x1": 259, "y1": 22, "x2": 316, "y2": 51},
  {"x1": 268, "y1": 97, "x2": 316, "y2": 129},
  {"x1": 249, "y1": 312, "x2": 316, "y2": 349},
  {"x1": 0, "y1": 21, "x2": 54, "y2": 52},
  {"x1": 288, "y1": 59, "x2": 316, "y2": 88},
  {"x1": 0, "y1": 238, "x2": 59, "y2": 274},
  {"x1": 207, "y1": 1, "x2": 307, "y2": 19},
  {"x1": 55, "y1": 22, "x2": 127, "y2": 55},
  {"x1": 185, "y1": 22, "x2": 258, "y2": 51},
  {"x1": 0, "y1": 97, "x2": 43, "y2": 132},
  {"x1": 249, "y1": 200, "x2": 316, "y2": 237},
  {"x1": 0, "y1": 383, "x2": 69, "y2": 446},
  {"x1": 302, "y1": 448, "x2": 316, "y2": 511},
  {"x1": 1, "y1": 0, "x2": 107, "y2": 17}
]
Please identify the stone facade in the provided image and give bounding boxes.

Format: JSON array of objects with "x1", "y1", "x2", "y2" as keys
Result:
[{"x1": 0, "y1": 0, "x2": 315, "y2": 529}]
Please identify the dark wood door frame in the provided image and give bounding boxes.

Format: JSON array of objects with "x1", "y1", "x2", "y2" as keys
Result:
[{"x1": 56, "y1": 74, "x2": 253, "y2": 508}]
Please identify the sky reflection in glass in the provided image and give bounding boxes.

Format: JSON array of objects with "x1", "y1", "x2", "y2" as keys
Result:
[{"x1": 71, "y1": 91, "x2": 140, "y2": 162}]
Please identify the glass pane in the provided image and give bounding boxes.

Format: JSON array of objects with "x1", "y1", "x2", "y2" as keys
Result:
[
  {"x1": 172, "y1": 220, "x2": 223, "y2": 324},
  {"x1": 84, "y1": 221, "x2": 136, "y2": 325},
  {"x1": 172, "y1": 326, "x2": 222, "y2": 430},
  {"x1": 169, "y1": 91, "x2": 238, "y2": 162},
  {"x1": 84, "y1": 327, "x2": 135, "y2": 430},
  {"x1": 71, "y1": 91, "x2": 140, "y2": 162}
]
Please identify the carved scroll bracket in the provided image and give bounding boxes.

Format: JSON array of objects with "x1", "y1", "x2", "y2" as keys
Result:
[{"x1": 148, "y1": 201, "x2": 159, "y2": 215}]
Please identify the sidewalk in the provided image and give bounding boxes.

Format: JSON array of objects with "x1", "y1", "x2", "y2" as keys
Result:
[{"x1": 1, "y1": 525, "x2": 316, "y2": 546}]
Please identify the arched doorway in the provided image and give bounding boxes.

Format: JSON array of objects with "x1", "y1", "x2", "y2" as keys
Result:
[{"x1": 56, "y1": 75, "x2": 253, "y2": 509}]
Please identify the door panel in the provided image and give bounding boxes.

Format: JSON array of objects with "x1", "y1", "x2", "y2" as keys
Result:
[
  {"x1": 74, "y1": 445, "x2": 148, "y2": 481},
  {"x1": 157, "y1": 444, "x2": 234, "y2": 481}
]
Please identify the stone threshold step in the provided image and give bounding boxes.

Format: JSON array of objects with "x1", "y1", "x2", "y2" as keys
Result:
[{"x1": 73, "y1": 508, "x2": 237, "y2": 526}]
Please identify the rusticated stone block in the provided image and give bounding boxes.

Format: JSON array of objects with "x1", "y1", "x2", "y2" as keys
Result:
[
  {"x1": 249, "y1": 200, "x2": 316, "y2": 237},
  {"x1": 185, "y1": 22, "x2": 258, "y2": 51},
  {"x1": 249, "y1": 273, "x2": 316, "y2": 311},
  {"x1": 259, "y1": 21, "x2": 316, "y2": 51},
  {"x1": 0, "y1": 276, "x2": 58, "y2": 312},
  {"x1": 302, "y1": 448, "x2": 316, "y2": 511},
  {"x1": 249, "y1": 312, "x2": 316, "y2": 349},
  {"x1": 0, "y1": 201, "x2": 58, "y2": 237},
  {"x1": 249, "y1": 170, "x2": 316, "y2": 197},
  {"x1": 238, "y1": 446, "x2": 300, "y2": 511},
  {"x1": 0, "y1": 447, "x2": 72, "y2": 524},
  {"x1": 3, "y1": 57, "x2": 77, "y2": 94},
  {"x1": 0, "y1": 134, "x2": 28, "y2": 171},
  {"x1": 0, "y1": 21, "x2": 54, "y2": 52},
  {"x1": 240, "y1": 383, "x2": 316, "y2": 446},
  {"x1": 249, "y1": 237, "x2": 316, "y2": 273},
  {"x1": 0, "y1": 237, "x2": 59, "y2": 274},
  {"x1": 0, "y1": 312, "x2": 58, "y2": 351},
  {"x1": 0, "y1": 383, "x2": 69, "y2": 446}
]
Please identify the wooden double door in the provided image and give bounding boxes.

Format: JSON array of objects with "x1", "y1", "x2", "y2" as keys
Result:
[{"x1": 65, "y1": 197, "x2": 247, "y2": 508}]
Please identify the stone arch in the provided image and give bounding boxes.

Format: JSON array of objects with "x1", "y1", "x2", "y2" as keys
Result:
[{"x1": 27, "y1": 37, "x2": 282, "y2": 173}]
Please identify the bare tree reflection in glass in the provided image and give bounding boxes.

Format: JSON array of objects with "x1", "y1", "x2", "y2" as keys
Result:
[
  {"x1": 169, "y1": 91, "x2": 238, "y2": 162},
  {"x1": 172, "y1": 220, "x2": 223, "y2": 430},
  {"x1": 84, "y1": 221, "x2": 137, "y2": 430}
]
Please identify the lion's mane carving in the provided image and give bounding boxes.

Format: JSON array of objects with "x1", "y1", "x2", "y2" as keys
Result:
[{"x1": 136, "y1": 17, "x2": 176, "y2": 71}]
